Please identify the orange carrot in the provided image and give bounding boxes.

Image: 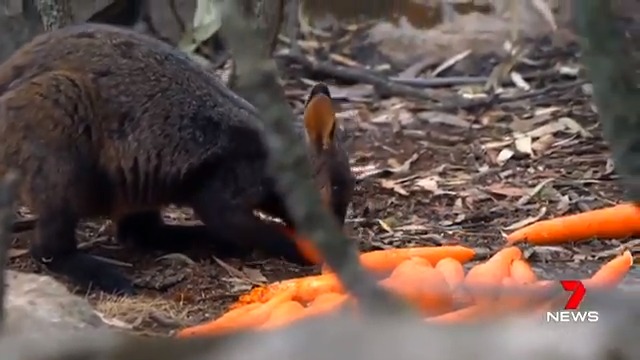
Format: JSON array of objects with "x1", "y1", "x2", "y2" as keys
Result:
[
  {"x1": 463, "y1": 263, "x2": 504, "y2": 305},
  {"x1": 505, "y1": 203, "x2": 640, "y2": 246},
  {"x1": 497, "y1": 277, "x2": 521, "y2": 309},
  {"x1": 231, "y1": 285, "x2": 281, "y2": 308},
  {"x1": 510, "y1": 259, "x2": 538, "y2": 285},
  {"x1": 290, "y1": 273, "x2": 344, "y2": 303},
  {"x1": 497, "y1": 278, "x2": 549, "y2": 312},
  {"x1": 354, "y1": 246, "x2": 475, "y2": 273},
  {"x1": 236, "y1": 273, "x2": 344, "y2": 306},
  {"x1": 176, "y1": 302, "x2": 262, "y2": 337},
  {"x1": 435, "y1": 257, "x2": 466, "y2": 290},
  {"x1": 259, "y1": 300, "x2": 307, "y2": 329},
  {"x1": 304, "y1": 292, "x2": 350, "y2": 317},
  {"x1": 219, "y1": 288, "x2": 297, "y2": 331},
  {"x1": 525, "y1": 280, "x2": 565, "y2": 314},
  {"x1": 425, "y1": 303, "x2": 494, "y2": 324},
  {"x1": 488, "y1": 246, "x2": 522, "y2": 264},
  {"x1": 483, "y1": 246, "x2": 522, "y2": 279},
  {"x1": 184, "y1": 288, "x2": 296, "y2": 336},
  {"x1": 279, "y1": 226, "x2": 324, "y2": 264},
  {"x1": 407, "y1": 256, "x2": 433, "y2": 267},
  {"x1": 583, "y1": 250, "x2": 634, "y2": 289},
  {"x1": 381, "y1": 258, "x2": 453, "y2": 315}
]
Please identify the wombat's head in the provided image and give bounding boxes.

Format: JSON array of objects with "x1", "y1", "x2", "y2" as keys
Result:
[{"x1": 302, "y1": 83, "x2": 355, "y2": 227}]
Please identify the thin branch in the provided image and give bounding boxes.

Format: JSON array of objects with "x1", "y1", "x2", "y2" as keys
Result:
[{"x1": 279, "y1": 51, "x2": 454, "y2": 104}]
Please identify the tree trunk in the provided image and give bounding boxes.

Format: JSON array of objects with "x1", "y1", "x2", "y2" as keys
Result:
[
  {"x1": 0, "y1": 0, "x2": 44, "y2": 63},
  {"x1": 36, "y1": 0, "x2": 73, "y2": 31},
  {"x1": 227, "y1": 0, "x2": 285, "y2": 90}
]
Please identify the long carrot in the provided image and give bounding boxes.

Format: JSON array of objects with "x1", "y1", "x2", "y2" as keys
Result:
[
  {"x1": 488, "y1": 246, "x2": 522, "y2": 263},
  {"x1": 497, "y1": 277, "x2": 521, "y2": 309},
  {"x1": 425, "y1": 303, "x2": 494, "y2": 324},
  {"x1": 219, "y1": 288, "x2": 297, "y2": 332},
  {"x1": 435, "y1": 258, "x2": 466, "y2": 290},
  {"x1": 176, "y1": 302, "x2": 262, "y2": 337},
  {"x1": 583, "y1": 250, "x2": 634, "y2": 289},
  {"x1": 234, "y1": 273, "x2": 343, "y2": 308},
  {"x1": 231, "y1": 285, "x2": 281, "y2": 308},
  {"x1": 356, "y1": 246, "x2": 475, "y2": 273},
  {"x1": 463, "y1": 263, "x2": 504, "y2": 305},
  {"x1": 381, "y1": 258, "x2": 453, "y2": 315},
  {"x1": 484, "y1": 246, "x2": 522, "y2": 279},
  {"x1": 259, "y1": 300, "x2": 307, "y2": 330},
  {"x1": 510, "y1": 259, "x2": 538, "y2": 285},
  {"x1": 290, "y1": 273, "x2": 344, "y2": 303},
  {"x1": 505, "y1": 203, "x2": 640, "y2": 246},
  {"x1": 279, "y1": 226, "x2": 324, "y2": 264},
  {"x1": 304, "y1": 292, "x2": 350, "y2": 317},
  {"x1": 497, "y1": 278, "x2": 552, "y2": 312},
  {"x1": 185, "y1": 288, "x2": 297, "y2": 336}
]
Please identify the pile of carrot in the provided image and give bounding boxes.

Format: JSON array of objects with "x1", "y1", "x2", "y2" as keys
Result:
[
  {"x1": 176, "y1": 245, "x2": 634, "y2": 338},
  {"x1": 506, "y1": 202, "x2": 640, "y2": 246}
]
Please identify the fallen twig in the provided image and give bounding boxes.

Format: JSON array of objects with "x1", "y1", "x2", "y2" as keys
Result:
[
  {"x1": 391, "y1": 68, "x2": 576, "y2": 89},
  {"x1": 278, "y1": 51, "x2": 455, "y2": 104}
]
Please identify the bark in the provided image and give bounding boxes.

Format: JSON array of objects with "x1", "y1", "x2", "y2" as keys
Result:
[
  {"x1": 0, "y1": 173, "x2": 18, "y2": 332},
  {"x1": 36, "y1": 0, "x2": 73, "y2": 31},
  {"x1": 226, "y1": 0, "x2": 285, "y2": 90},
  {"x1": 573, "y1": 0, "x2": 640, "y2": 201}
]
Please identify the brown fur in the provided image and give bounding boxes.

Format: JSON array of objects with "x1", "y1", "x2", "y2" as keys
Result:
[{"x1": 0, "y1": 23, "x2": 354, "y2": 295}]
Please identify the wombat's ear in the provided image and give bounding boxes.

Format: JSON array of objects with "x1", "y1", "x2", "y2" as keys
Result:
[{"x1": 303, "y1": 83, "x2": 336, "y2": 151}]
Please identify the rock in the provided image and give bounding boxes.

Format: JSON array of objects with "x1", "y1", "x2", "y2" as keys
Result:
[{"x1": 3, "y1": 270, "x2": 106, "y2": 338}]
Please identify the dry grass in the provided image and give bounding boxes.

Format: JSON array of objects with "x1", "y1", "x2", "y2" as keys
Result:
[{"x1": 93, "y1": 294, "x2": 194, "y2": 334}]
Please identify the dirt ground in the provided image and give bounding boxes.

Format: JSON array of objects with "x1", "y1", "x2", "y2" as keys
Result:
[{"x1": 6, "y1": 19, "x2": 640, "y2": 337}]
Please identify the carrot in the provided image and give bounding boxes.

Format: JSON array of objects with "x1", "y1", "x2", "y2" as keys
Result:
[
  {"x1": 583, "y1": 250, "x2": 634, "y2": 289},
  {"x1": 238, "y1": 273, "x2": 344, "y2": 306},
  {"x1": 259, "y1": 300, "x2": 307, "y2": 330},
  {"x1": 510, "y1": 259, "x2": 538, "y2": 284},
  {"x1": 279, "y1": 226, "x2": 324, "y2": 264},
  {"x1": 356, "y1": 246, "x2": 475, "y2": 273},
  {"x1": 181, "y1": 288, "x2": 297, "y2": 336},
  {"x1": 290, "y1": 273, "x2": 344, "y2": 304},
  {"x1": 526, "y1": 280, "x2": 565, "y2": 314},
  {"x1": 381, "y1": 258, "x2": 453, "y2": 315},
  {"x1": 483, "y1": 246, "x2": 522, "y2": 279},
  {"x1": 230, "y1": 285, "x2": 280, "y2": 308},
  {"x1": 488, "y1": 246, "x2": 522, "y2": 264},
  {"x1": 463, "y1": 263, "x2": 504, "y2": 305},
  {"x1": 304, "y1": 292, "x2": 350, "y2": 317},
  {"x1": 505, "y1": 203, "x2": 640, "y2": 246},
  {"x1": 497, "y1": 277, "x2": 522, "y2": 309},
  {"x1": 435, "y1": 257, "x2": 466, "y2": 290},
  {"x1": 223, "y1": 288, "x2": 297, "y2": 330},
  {"x1": 176, "y1": 302, "x2": 262, "y2": 337},
  {"x1": 425, "y1": 303, "x2": 494, "y2": 324},
  {"x1": 497, "y1": 278, "x2": 550, "y2": 312}
]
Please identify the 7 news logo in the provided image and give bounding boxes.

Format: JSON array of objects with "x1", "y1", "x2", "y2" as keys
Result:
[{"x1": 545, "y1": 280, "x2": 600, "y2": 323}]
